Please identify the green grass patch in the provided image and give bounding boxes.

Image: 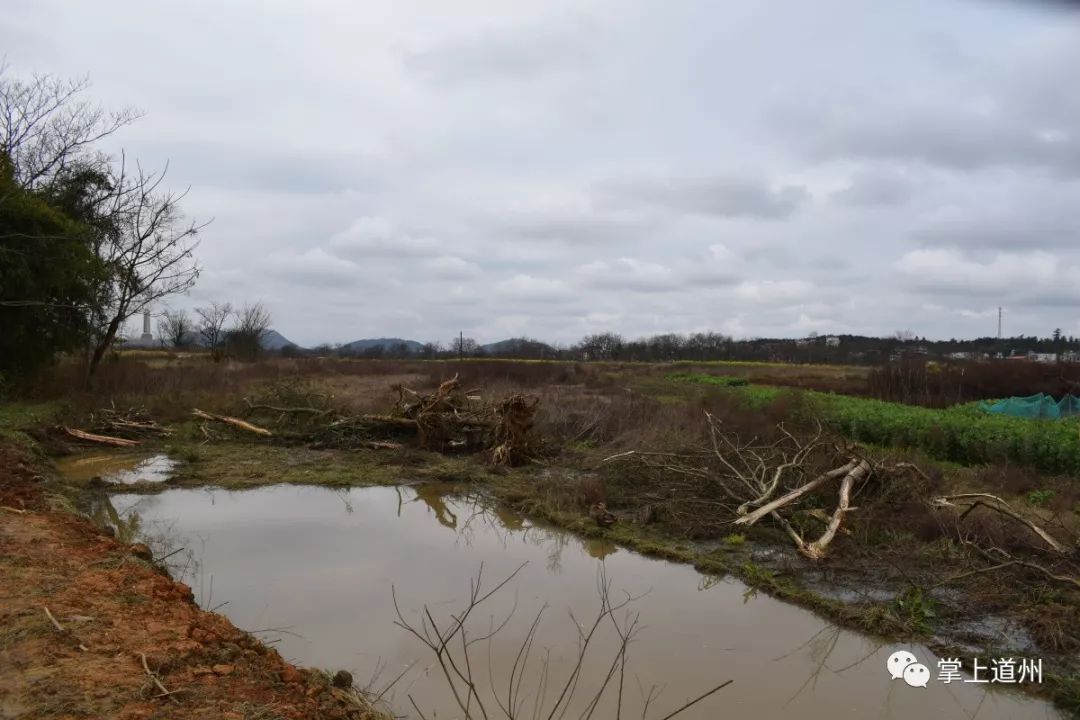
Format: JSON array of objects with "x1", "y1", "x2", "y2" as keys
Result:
[
  {"x1": 0, "y1": 400, "x2": 63, "y2": 433},
  {"x1": 665, "y1": 372, "x2": 749, "y2": 387},
  {"x1": 668, "y1": 373, "x2": 1080, "y2": 474}
]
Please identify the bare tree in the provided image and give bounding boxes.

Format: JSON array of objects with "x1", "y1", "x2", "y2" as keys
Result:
[
  {"x1": 0, "y1": 66, "x2": 201, "y2": 379},
  {"x1": 196, "y1": 302, "x2": 233, "y2": 360},
  {"x1": 228, "y1": 301, "x2": 271, "y2": 361},
  {"x1": 84, "y1": 160, "x2": 204, "y2": 377},
  {"x1": 393, "y1": 563, "x2": 731, "y2": 719},
  {"x1": 451, "y1": 335, "x2": 480, "y2": 358},
  {"x1": 158, "y1": 309, "x2": 192, "y2": 349},
  {"x1": 0, "y1": 64, "x2": 140, "y2": 195}
]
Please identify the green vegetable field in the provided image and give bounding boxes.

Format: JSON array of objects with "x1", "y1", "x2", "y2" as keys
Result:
[{"x1": 668, "y1": 373, "x2": 1080, "y2": 474}]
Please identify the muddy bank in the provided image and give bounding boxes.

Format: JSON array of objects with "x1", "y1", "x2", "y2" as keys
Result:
[{"x1": 0, "y1": 444, "x2": 386, "y2": 720}]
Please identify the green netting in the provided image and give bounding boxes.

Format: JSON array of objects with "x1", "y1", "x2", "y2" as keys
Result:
[{"x1": 979, "y1": 393, "x2": 1080, "y2": 419}]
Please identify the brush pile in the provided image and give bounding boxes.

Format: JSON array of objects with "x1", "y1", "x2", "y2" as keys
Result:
[
  {"x1": 394, "y1": 374, "x2": 541, "y2": 464},
  {"x1": 236, "y1": 374, "x2": 540, "y2": 465},
  {"x1": 60, "y1": 405, "x2": 173, "y2": 447},
  {"x1": 89, "y1": 406, "x2": 172, "y2": 439}
]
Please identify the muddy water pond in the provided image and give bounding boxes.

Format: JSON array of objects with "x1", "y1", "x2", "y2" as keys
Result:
[{"x1": 107, "y1": 484, "x2": 1061, "y2": 719}]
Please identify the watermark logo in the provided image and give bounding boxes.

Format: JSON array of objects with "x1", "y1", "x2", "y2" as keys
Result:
[
  {"x1": 887, "y1": 650, "x2": 1042, "y2": 688},
  {"x1": 887, "y1": 650, "x2": 919, "y2": 681}
]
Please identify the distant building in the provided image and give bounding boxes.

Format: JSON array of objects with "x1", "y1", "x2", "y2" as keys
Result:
[
  {"x1": 947, "y1": 351, "x2": 989, "y2": 361},
  {"x1": 825, "y1": 336, "x2": 840, "y2": 347}
]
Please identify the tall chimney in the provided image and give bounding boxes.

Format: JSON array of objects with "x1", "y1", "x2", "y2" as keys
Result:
[{"x1": 140, "y1": 309, "x2": 153, "y2": 344}]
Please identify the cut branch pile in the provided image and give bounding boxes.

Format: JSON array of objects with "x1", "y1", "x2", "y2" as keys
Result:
[
  {"x1": 397, "y1": 375, "x2": 494, "y2": 453},
  {"x1": 61, "y1": 405, "x2": 173, "y2": 447},
  {"x1": 90, "y1": 405, "x2": 173, "y2": 439},
  {"x1": 931, "y1": 492, "x2": 1079, "y2": 590},
  {"x1": 609, "y1": 415, "x2": 872, "y2": 560},
  {"x1": 228, "y1": 375, "x2": 541, "y2": 465}
]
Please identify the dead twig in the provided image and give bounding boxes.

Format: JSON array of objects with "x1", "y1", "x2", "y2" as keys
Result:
[
  {"x1": 934, "y1": 493, "x2": 1067, "y2": 554},
  {"x1": 140, "y1": 652, "x2": 181, "y2": 704},
  {"x1": 43, "y1": 606, "x2": 89, "y2": 652}
]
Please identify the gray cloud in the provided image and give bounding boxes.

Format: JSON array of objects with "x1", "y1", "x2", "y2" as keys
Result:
[
  {"x1": 597, "y1": 175, "x2": 809, "y2": 219},
  {"x1": 5, "y1": 0, "x2": 1080, "y2": 346},
  {"x1": 402, "y1": 18, "x2": 597, "y2": 85},
  {"x1": 911, "y1": 184, "x2": 1080, "y2": 249},
  {"x1": 831, "y1": 168, "x2": 912, "y2": 207},
  {"x1": 780, "y1": 24, "x2": 1080, "y2": 178},
  {"x1": 328, "y1": 218, "x2": 442, "y2": 259},
  {"x1": 804, "y1": 111, "x2": 1080, "y2": 176}
]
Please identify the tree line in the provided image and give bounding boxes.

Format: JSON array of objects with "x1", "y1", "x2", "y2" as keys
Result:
[
  {"x1": 293, "y1": 330, "x2": 1080, "y2": 365},
  {"x1": 156, "y1": 302, "x2": 271, "y2": 362},
  {"x1": 0, "y1": 65, "x2": 202, "y2": 389}
]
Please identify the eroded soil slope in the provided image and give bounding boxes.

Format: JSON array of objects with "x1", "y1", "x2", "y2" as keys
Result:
[{"x1": 0, "y1": 445, "x2": 383, "y2": 720}]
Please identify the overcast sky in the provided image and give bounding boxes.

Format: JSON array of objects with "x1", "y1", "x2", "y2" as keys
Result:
[{"x1": 4, "y1": 0, "x2": 1080, "y2": 346}]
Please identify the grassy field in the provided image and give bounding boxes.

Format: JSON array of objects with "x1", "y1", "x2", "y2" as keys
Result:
[{"x1": 4, "y1": 354, "x2": 1079, "y2": 713}]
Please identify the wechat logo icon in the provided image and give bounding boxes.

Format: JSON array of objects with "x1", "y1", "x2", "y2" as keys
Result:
[{"x1": 887, "y1": 650, "x2": 930, "y2": 688}]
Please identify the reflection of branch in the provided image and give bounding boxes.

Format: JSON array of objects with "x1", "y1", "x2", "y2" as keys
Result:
[{"x1": 394, "y1": 563, "x2": 732, "y2": 719}]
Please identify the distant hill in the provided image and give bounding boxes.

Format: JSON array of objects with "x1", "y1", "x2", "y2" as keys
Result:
[
  {"x1": 261, "y1": 329, "x2": 299, "y2": 351},
  {"x1": 341, "y1": 337, "x2": 424, "y2": 355},
  {"x1": 125, "y1": 328, "x2": 300, "y2": 351},
  {"x1": 481, "y1": 337, "x2": 556, "y2": 357}
]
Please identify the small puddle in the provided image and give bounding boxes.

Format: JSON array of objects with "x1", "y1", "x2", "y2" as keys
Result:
[
  {"x1": 56, "y1": 453, "x2": 177, "y2": 485},
  {"x1": 106, "y1": 485, "x2": 1062, "y2": 719}
]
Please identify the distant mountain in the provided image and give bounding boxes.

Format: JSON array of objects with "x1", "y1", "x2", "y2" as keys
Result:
[
  {"x1": 261, "y1": 329, "x2": 299, "y2": 351},
  {"x1": 341, "y1": 337, "x2": 424, "y2": 354},
  {"x1": 124, "y1": 328, "x2": 299, "y2": 351},
  {"x1": 481, "y1": 337, "x2": 556, "y2": 357}
]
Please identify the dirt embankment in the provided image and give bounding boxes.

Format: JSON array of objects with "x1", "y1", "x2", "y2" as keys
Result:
[{"x1": 0, "y1": 445, "x2": 384, "y2": 720}]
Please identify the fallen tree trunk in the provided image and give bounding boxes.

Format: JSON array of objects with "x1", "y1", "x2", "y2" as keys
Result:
[
  {"x1": 62, "y1": 427, "x2": 140, "y2": 448},
  {"x1": 734, "y1": 458, "x2": 863, "y2": 527},
  {"x1": 801, "y1": 459, "x2": 870, "y2": 559},
  {"x1": 192, "y1": 409, "x2": 272, "y2": 437}
]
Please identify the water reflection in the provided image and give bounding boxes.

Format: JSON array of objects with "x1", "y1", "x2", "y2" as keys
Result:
[
  {"x1": 105, "y1": 484, "x2": 1060, "y2": 720},
  {"x1": 56, "y1": 452, "x2": 177, "y2": 485},
  {"x1": 410, "y1": 483, "x2": 459, "y2": 528}
]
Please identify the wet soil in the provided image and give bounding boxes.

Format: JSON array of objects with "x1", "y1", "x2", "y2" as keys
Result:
[{"x1": 0, "y1": 448, "x2": 385, "y2": 720}]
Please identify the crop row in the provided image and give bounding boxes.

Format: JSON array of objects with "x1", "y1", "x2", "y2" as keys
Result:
[{"x1": 668, "y1": 373, "x2": 1080, "y2": 474}]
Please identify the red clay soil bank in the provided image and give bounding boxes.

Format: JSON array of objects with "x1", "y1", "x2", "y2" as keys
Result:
[{"x1": 0, "y1": 446, "x2": 383, "y2": 720}]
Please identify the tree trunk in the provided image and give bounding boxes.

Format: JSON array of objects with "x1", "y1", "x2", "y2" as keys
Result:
[{"x1": 86, "y1": 314, "x2": 123, "y2": 382}]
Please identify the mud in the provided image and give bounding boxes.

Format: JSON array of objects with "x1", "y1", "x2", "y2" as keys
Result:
[{"x1": 0, "y1": 447, "x2": 385, "y2": 720}]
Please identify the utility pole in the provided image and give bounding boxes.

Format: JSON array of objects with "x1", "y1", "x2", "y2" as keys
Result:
[
  {"x1": 997, "y1": 306, "x2": 1003, "y2": 339},
  {"x1": 459, "y1": 330, "x2": 463, "y2": 361}
]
